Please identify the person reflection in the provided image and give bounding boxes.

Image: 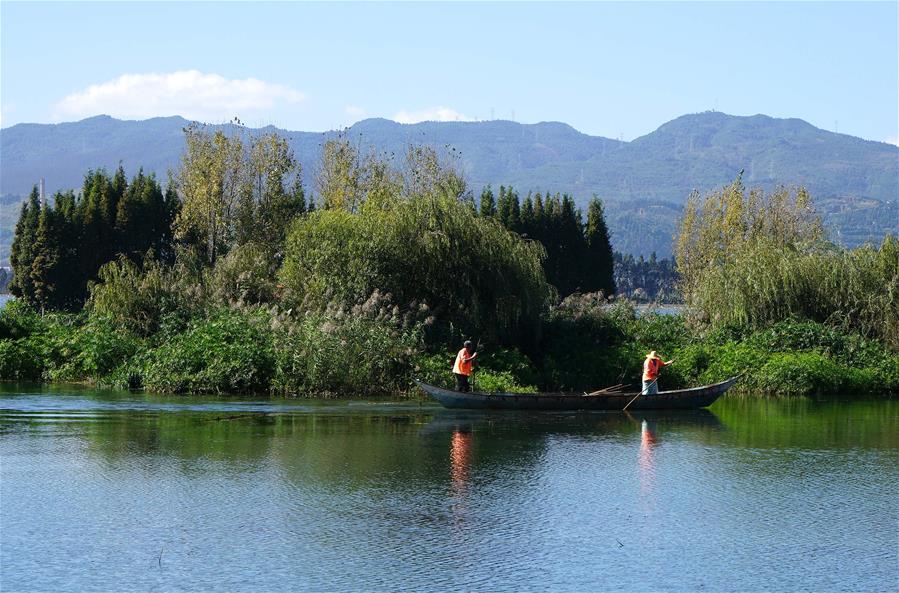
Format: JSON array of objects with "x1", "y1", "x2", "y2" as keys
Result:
[
  {"x1": 450, "y1": 428, "x2": 472, "y2": 495},
  {"x1": 638, "y1": 419, "x2": 658, "y2": 494}
]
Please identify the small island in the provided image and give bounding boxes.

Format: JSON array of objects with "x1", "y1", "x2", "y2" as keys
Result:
[{"x1": 2, "y1": 126, "x2": 895, "y2": 399}]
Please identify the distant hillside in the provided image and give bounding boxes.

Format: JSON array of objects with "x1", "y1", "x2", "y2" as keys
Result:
[{"x1": 2, "y1": 112, "x2": 897, "y2": 258}]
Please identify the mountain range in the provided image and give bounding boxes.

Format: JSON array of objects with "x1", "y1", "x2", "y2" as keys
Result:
[{"x1": 2, "y1": 111, "x2": 897, "y2": 261}]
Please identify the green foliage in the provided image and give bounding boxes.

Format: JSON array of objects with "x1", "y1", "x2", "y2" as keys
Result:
[
  {"x1": 471, "y1": 370, "x2": 537, "y2": 394},
  {"x1": 45, "y1": 317, "x2": 141, "y2": 382},
  {"x1": 272, "y1": 309, "x2": 422, "y2": 396},
  {"x1": 746, "y1": 320, "x2": 886, "y2": 368},
  {"x1": 88, "y1": 254, "x2": 204, "y2": 337},
  {"x1": 539, "y1": 292, "x2": 632, "y2": 390},
  {"x1": 676, "y1": 177, "x2": 898, "y2": 349},
  {"x1": 121, "y1": 309, "x2": 275, "y2": 394},
  {"x1": 281, "y1": 193, "x2": 552, "y2": 344},
  {"x1": 209, "y1": 241, "x2": 279, "y2": 306},
  {"x1": 0, "y1": 337, "x2": 44, "y2": 380},
  {"x1": 412, "y1": 353, "x2": 454, "y2": 389},
  {"x1": 0, "y1": 299, "x2": 45, "y2": 340},
  {"x1": 477, "y1": 347, "x2": 540, "y2": 388},
  {"x1": 9, "y1": 170, "x2": 176, "y2": 311}
]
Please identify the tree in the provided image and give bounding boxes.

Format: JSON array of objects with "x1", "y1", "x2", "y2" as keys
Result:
[
  {"x1": 8, "y1": 187, "x2": 41, "y2": 301},
  {"x1": 520, "y1": 194, "x2": 535, "y2": 235},
  {"x1": 175, "y1": 124, "x2": 248, "y2": 265},
  {"x1": 498, "y1": 186, "x2": 521, "y2": 230},
  {"x1": 30, "y1": 205, "x2": 65, "y2": 311},
  {"x1": 479, "y1": 185, "x2": 496, "y2": 217},
  {"x1": 675, "y1": 176, "x2": 830, "y2": 328},
  {"x1": 315, "y1": 135, "x2": 365, "y2": 213},
  {"x1": 584, "y1": 196, "x2": 615, "y2": 295}
]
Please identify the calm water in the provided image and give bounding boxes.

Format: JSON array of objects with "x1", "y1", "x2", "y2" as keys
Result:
[{"x1": 1, "y1": 385, "x2": 896, "y2": 592}]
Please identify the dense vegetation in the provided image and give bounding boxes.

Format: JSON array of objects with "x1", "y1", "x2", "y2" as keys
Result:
[
  {"x1": 676, "y1": 175, "x2": 898, "y2": 349},
  {"x1": 2, "y1": 125, "x2": 897, "y2": 398},
  {"x1": 8, "y1": 169, "x2": 177, "y2": 310}
]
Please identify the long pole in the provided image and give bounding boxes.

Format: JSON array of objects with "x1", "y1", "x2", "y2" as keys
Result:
[{"x1": 622, "y1": 377, "x2": 658, "y2": 412}]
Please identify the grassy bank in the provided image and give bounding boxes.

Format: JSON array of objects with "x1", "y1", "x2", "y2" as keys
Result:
[{"x1": 2, "y1": 298, "x2": 895, "y2": 397}]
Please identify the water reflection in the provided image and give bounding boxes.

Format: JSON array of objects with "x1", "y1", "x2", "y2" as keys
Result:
[
  {"x1": 2, "y1": 391, "x2": 897, "y2": 593},
  {"x1": 449, "y1": 429, "x2": 472, "y2": 494}
]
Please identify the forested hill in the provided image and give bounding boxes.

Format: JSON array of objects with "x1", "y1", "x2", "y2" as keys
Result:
[{"x1": 2, "y1": 111, "x2": 897, "y2": 258}]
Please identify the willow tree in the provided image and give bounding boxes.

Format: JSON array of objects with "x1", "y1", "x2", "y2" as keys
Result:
[
  {"x1": 282, "y1": 148, "x2": 551, "y2": 344},
  {"x1": 673, "y1": 175, "x2": 899, "y2": 347}
]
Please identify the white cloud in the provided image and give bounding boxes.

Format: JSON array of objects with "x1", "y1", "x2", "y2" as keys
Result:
[
  {"x1": 393, "y1": 106, "x2": 474, "y2": 124},
  {"x1": 0, "y1": 103, "x2": 14, "y2": 128},
  {"x1": 53, "y1": 70, "x2": 305, "y2": 122},
  {"x1": 885, "y1": 136, "x2": 899, "y2": 147},
  {"x1": 345, "y1": 105, "x2": 367, "y2": 118}
]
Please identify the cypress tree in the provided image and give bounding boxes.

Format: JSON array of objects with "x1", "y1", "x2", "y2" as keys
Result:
[
  {"x1": 479, "y1": 186, "x2": 496, "y2": 217},
  {"x1": 30, "y1": 205, "x2": 64, "y2": 311},
  {"x1": 508, "y1": 188, "x2": 521, "y2": 232},
  {"x1": 520, "y1": 194, "x2": 534, "y2": 236},
  {"x1": 8, "y1": 187, "x2": 41, "y2": 301},
  {"x1": 115, "y1": 169, "x2": 145, "y2": 257},
  {"x1": 533, "y1": 193, "x2": 545, "y2": 231},
  {"x1": 585, "y1": 196, "x2": 615, "y2": 295},
  {"x1": 80, "y1": 173, "x2": 105, "y2": 282}
]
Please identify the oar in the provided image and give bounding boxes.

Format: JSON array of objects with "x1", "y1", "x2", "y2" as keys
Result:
[
  {"x1": 622, "y1": 378, "x2": 658, "y2": 412},
  {"x1": 584, "y1": 383, "x2": 626, "y2": 396}
]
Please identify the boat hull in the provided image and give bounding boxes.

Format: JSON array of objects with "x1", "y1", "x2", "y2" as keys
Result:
[{"x1": 415, "y1": 377, "x2": 739, "y2": 411}]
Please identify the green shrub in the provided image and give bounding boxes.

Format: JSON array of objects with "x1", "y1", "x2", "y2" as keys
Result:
[
  {"x1": 272, "y1": 311, "x2": 421, "y2": 397},
  {"x1": 754, "y1": 352, "x2": 844, "y2": 396},
  {"x1": 125, "y1": 309, "x2": 275, "y2": 394},
  {"x1": 697, "y1": 341, "x2": 769, "y2": 388},
  {"x1": 412, "y1": 352, "x2": 454, "y2": 389},
  {"x1": 471, "y1": 370, "x2": 537, "y2": 393},
  {"x1": 746, "y1": 320, "x2": 886, "y2": 367},
  {"x1": 666, "y1": 343, "x2": 715, "y2": 388},
  {"x1": 47, "y1": 317, "x2": 142, "y2": 382},
  {"x1": 0, "y1": 300, "x2": 45, "y2": 340},
  {"x1": 478, "y1": 347, "x2": 540, "y2": 388},
  {"x1": 209, "y1": 242, "x2": 279, "y2": 305},
  {"x1": 0, "y1": 338, "x2": 44, "y2": 380}
]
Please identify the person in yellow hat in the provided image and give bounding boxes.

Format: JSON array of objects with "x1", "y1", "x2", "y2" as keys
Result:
[{"x1": 642, "y1": 351, "x2": 674, "y2": 395}]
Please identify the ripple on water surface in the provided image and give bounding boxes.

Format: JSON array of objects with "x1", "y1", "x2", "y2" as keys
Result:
[{"x1": 0, "y1": 388, "x2": 897, "y2": 592}]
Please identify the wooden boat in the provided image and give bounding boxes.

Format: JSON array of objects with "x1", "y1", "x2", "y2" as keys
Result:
[{"x1": 415, "y1": 376, "x2": 739, "y2": 411}]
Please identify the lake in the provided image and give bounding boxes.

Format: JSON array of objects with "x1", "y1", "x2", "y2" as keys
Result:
[{"x1": 1, "y1": 385, "x2": 896, "y2": 592}]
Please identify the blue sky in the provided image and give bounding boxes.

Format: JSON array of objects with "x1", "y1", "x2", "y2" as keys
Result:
[{"x1": 2, "y1": 1, "x2": 897, "y2": 143}]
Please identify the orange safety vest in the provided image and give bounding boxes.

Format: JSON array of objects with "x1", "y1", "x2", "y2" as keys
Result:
[
  {"x1": 453, "y1": 348, "x2": 473, "y2": 376},
  {"x1": 643, "y1": 358, "x2": 665, "y2": 381}
]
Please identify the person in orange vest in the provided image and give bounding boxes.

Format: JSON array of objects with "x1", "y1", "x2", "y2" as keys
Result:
[
  {"x1": 642, "y1": 351, "x2": 674, "y2": 395},
  {"x1": 452, "y1": 340, "x2": 478, "y2": 392}
]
